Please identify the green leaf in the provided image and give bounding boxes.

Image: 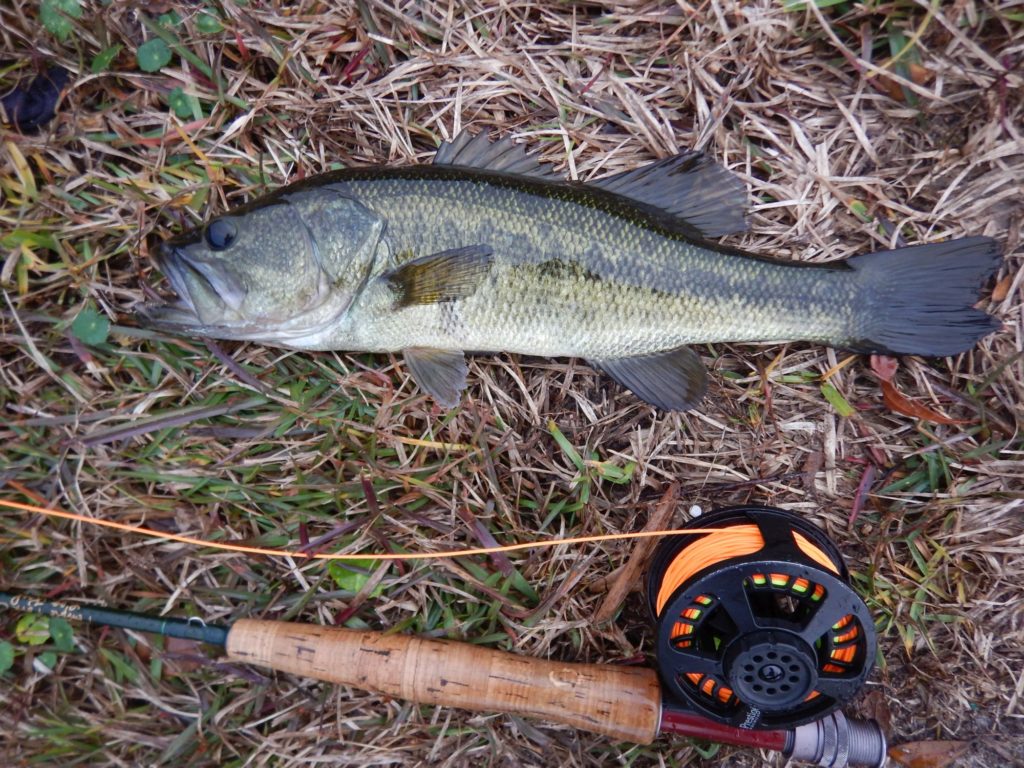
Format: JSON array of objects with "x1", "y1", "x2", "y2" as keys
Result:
[
  {"x1": 100, "y1": 648, "x2": 138, "y2": 683},
  {"x1": 328, "y1": 559, "x2": 384, "y2": 596},
  {"x1": 38, "y1": 651, "x2": 58, "y2": 670},
  {"x1": 40, "y1": 0, "x2": 83, "y2": 41},
  {"x1": 506, "y1": 569, "x2": 539, "y2": 604},
  {"x1": 49, "y1": 617, "x2": 75, "y2": 653},
  {"x1": 821, "y1": 382, "x2": 855, "y2": 418},
  {"x1": 159, "y1": 714, "x2": 200, "y2": 763},
  {"x1": 691, "y1": 740, "x2": 721, "y2": 759},
  {"x1": 847, "y1": 198, "x2": 872, "y2": 223},
  {"x1": 782, "y1": 0, "x2": 849, "y2": 9},
  {"x1": 2, "y1": 229, "x2": 60, "y2": 252},
  {"x1": 0, "y1": 642, "x2": 14, "y2": 673},
  {"x1": 167, "y1": 87, "x2": 193, "y2": 119},
  {"x1": 137, "y1": 38, "x2": 172, "y2": 73},
  {"x1": 72, "y1": 306, "x2": 110, "y2": 345},
  {"x1": 15, "y1": 614, "x2": 50, "y2": 646},
  {"x1": 196, "y1": 12, "x2": 224, "y2": 34},
  {"x1": 547, "y1": 420, "x2": 585, "y2": 472},
  {"x1": 157, "y1": 11, "x2": 182, "y2": 28},
  {"x1": 91, "y1": 44, "x2": 123, "y2": 73},
  {"x1": 590, "y1": 459, "x2": 636, "y2": 485}
]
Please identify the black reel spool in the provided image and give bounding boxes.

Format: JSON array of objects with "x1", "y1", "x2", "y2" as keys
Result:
[{"x1": 646, "y1": 505, "x2": 875, "y2": 730}]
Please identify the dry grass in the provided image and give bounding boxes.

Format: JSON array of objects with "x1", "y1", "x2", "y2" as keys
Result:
[{"x1": 2, "y1": 1, "x2": 1023, "y2": 766}]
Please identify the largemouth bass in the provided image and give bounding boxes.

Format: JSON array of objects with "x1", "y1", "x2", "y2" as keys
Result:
[{"x1": 139, "y1": 131, "x2": 1002, "y2": 411}]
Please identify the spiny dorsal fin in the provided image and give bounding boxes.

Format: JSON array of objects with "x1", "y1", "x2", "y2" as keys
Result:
[
  {"x1": 591, "y1": 151, "x2": 748, "y2": 238},
  {"x1": 589, "y1": 346, "x2": 708, "y2": 411},
  {"x1": 403, "y1": 347, "x2": 468, "y2": 407},
  {"x1": 386, "y1": 244, "x2": 494, "y2": 307},
  {"x1": 434, "y1": 131, "x2": 561, "y2": 180}
]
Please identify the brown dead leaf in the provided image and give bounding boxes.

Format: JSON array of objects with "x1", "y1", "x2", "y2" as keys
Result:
[
  {"x1": 870, "y1": 354, "x2": 899, "y2": 383},
  {"x1": 880, "y1": 380, "x2": 972, "y2": 425},
  {"x1": 878, "y1": 75, "x2": 905, "y2": 101},
  {"x1": 163, "y1": 636, "x2": 207, "y2": 674},
  {"x1": 992, "y1": 273, "x2": 1012, "y2": 302},
  {"x1": 849, "y1": 462, "x2": 876, "y2": 525},
  {"x1": 889, "y1": 740, "x2": 971, "y2": 768},
  {"x1": 855, "y1": 421, "x2": 889, "y2": 466},
  {"x1": 908, "y1": 62, "x2": 934, "y2": 86},
  {"x1": 800, "y1": 449, "x2": 824, "y2": 491},
  {"x1": 860, "y1": 690, "x2": 892, "y2": 737},
  {"x1": 870, "y1": 355, "x2": 970, "y2": 424},
  {"x1": 875, "y1": 64, "x2": 931, "y2": 101}
]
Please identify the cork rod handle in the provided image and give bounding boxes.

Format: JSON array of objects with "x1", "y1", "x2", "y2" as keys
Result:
[{"x1": 226, "y1": 618, "x2": 662, "y2": 743}]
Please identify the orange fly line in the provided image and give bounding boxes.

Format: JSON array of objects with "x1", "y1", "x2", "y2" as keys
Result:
[
  {"x1": 653, "y1": 524, "x2": 841, "y2": 615},
  {"x1": 2, "y1": 498, "x2": 750, "y2": 562}
]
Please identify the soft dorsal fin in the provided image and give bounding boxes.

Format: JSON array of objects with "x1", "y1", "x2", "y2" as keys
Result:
[
  {"x1": 385, "y1": 244, "x2": 494, "y2": 308},
  {"x1": 590, "y1": 150, "x2": 748, "y2": 238},
  {"x1": 589, "y1": 346, "x2": 708, "y2": 412},
  {"x1": 434, "y1": 131, "x2": 561, "y2": 180}
]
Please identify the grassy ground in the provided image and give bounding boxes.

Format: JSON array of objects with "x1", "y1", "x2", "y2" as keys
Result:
[{"x1": 2, "y1": 1, "x2": 1022, "y2": 766}]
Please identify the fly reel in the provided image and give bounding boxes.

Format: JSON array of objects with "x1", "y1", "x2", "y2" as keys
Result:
[{"x1": 647, "y1": 506, "x2": 875, "y2": 730}]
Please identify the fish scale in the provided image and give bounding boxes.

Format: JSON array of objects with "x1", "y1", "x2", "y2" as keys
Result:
[
  {"x1": 334, "y1": 173, "x2": 857, "y2": 358},
  {"x1": 140, "y1": 131, "x2": 1001, "y2": 412}
]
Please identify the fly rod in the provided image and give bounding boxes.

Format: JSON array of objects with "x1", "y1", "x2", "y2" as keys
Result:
[
  {"x1": 0, "y1": 507, "x2": 887, "y2": 767},
  {"x1": 0, "y1": 589, "x2": 881, "y2": 767}
]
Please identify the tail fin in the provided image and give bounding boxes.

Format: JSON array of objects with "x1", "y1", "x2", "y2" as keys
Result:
[{"x1": 846, "y1": 236, "x2": 1002, "y2": 356}]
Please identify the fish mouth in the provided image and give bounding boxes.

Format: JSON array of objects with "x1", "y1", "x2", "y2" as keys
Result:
[
  {"x1": 137, "y1": 240, "x2": 346, "y2": 344},
  {"x1": 139, "y1": 236, "x2": 355, "y2": 345},
  {"x1": 136, "y1": 242, "x2": 199, "y2": 327},
  {"x1": 137, "y1": 240, "x2": 249, "y2": 335}
]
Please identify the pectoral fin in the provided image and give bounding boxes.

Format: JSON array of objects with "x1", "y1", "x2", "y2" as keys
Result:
[
  {"x1": 403, "y1": 348, "x2": 468, "y2": 407},
  {"x1": 589, "y1": 346, "x2": 708, "y2": 412},
  {"x1": 386, "y1": 245, "x2": 494, "y2": 308}
]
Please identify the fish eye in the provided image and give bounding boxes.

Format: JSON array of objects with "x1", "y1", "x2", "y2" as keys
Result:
[{"x1": 204, "y1": 218, "x2": 237, "y2": 251}]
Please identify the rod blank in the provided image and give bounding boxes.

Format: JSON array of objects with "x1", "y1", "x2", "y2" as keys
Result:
[{"x1": 0, "y1": 592, "x2": 229, "y2": 646}]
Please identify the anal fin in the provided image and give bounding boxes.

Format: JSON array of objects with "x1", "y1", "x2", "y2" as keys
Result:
[
  {"x1": 403, "y1": 348, "x2": 468, "y2": 408},
  {"x1": 589, "y1": 346, "x2": 708, "y2": 412}
]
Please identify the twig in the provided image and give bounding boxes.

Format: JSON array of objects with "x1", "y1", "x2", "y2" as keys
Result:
[{"x1": 594, "y1": 483, "x2": 678, "y2": 625}]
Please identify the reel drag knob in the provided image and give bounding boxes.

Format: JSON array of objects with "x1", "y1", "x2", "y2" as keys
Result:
[{"x1": 726, "y1": 630, "x2": 817, "y2": 712}]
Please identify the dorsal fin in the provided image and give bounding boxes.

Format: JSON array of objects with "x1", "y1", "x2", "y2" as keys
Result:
[
  {"x1": 590, "y1": 150, "x2": 748, "y2": 238},
  {"x1": 434, "y1": 131, "x2": 561, "y2": 180}
]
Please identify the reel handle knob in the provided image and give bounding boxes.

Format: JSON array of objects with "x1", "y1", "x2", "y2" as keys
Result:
[{"x1": 226, "y1": 618, "x2": 663, "y2": 743}]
